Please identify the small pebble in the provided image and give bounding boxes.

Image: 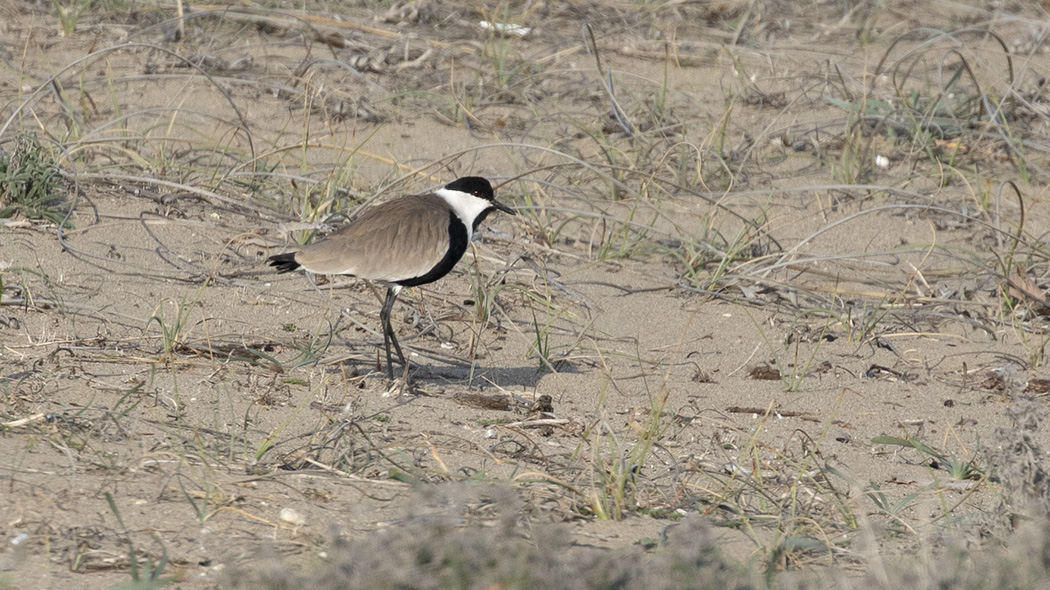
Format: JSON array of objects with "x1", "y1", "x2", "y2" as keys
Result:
[{"x1": 279, "y1": 508, "x2": 306, "y2": 526}]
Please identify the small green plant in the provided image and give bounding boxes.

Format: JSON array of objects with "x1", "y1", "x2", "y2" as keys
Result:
[
  {"x1": 527, "y1": 305, "x2": 554, "y2": 373},
  {"x1": 177, "y1": 471, "x2": 220, "y2": 525},
  {"x1": 578, "y1": 386, "x2": 650, "y2": 519},
  {"x1": 745, "y1": 308, "x2": 832, "y2": 392},
  {"x1": 0, "y1": 132, "x2": 68, "y2": 225},
  {"x1": 577, "y1": 319, "x2": 692, "y2": 520},
  {"x1": 873, "y1": 434, "x2": 984, "y2": 481},
  {"x1": 505, "y1": 280, "x2": 577, "y2": 374},
  {"x1": 269, "y1": 317, "x2": 334, "y2": 372},
  {"x1": 51, "y1": 0, "x2": 131, "y2": 36},
  {"x1": 865, "y1": 482, "x2": 920, "y2": 534},
  {"x1": 104, "y1": 492, "x2": 172, "y2": 588},
  {"x1": 782, "y1": 320, "x2": 831, "y2": 392},
  {"x1": 592, "y1": 205, "x2": 660, "y2": 262},
  {"x1": 989, "y1": 184, "x2": 1048, "y2": 367},
  {"x1": 851, "y1": 0, "x2": 885, "y2": 45},
  {"x1": 252, "y1": 381, "x2": 322, "y2": 463},
  {"x1": 478, "y1": 4, "x2": 539, "y2": 91},
  {"x1": 830, "y1": 115, "x2": 875, "y2": 185},
  {"x1": 146, "y1": 288, "x2": 205, "y2": 356},
  {"x1": 51, "y1": 0, "x2": 88, "y2": 36}
]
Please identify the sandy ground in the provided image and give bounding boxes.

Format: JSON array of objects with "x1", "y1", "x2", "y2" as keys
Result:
[{"x1": 2, "y1": 1, "x2": 1050, "y2": 588}]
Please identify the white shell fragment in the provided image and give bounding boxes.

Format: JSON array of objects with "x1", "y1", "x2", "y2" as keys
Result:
[
  {"x1": 479, "y1": 21, "x2": 532, "y2": 38},
  {"x1": 279, "y1": 507, "x2": 306, "y2": 527}
]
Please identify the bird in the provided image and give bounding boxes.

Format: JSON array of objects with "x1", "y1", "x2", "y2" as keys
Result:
[{"x1": 267, "y1": 176, "x2": 515, "y2": 379}]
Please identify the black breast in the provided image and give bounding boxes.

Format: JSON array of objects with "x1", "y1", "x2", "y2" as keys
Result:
[{"x1": 396, "y1": 210, "x2": 469, "y2": 287}]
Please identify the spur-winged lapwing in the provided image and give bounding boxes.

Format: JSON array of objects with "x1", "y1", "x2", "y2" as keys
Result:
[{"x1": 268, "y1": 176, "x2": 515, "y2": 379}]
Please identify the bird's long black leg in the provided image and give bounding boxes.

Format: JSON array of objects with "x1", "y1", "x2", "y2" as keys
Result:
[{"x1": 379, "y1": 287, "x2": 406, "y2": 379}]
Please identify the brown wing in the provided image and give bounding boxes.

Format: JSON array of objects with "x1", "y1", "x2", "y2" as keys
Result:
[{"x1": 293, "y1": 193, "x2": 452, "y2": 282}]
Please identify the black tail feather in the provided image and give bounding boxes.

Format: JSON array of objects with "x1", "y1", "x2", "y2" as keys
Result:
[{"x1": 268, "y1": 252, "x2": 301, "y2": 273}]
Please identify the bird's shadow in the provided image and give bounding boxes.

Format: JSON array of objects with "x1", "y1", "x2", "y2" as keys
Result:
[
  {"x1": 409, "y1": 356, "x2": 579, "y2": 389},
  {"x1": 323, "y1": 340, "x2": 576, "y2": 389},
  {"x1": 323, "y1": 307, "x2": 583, "y2": 388}
]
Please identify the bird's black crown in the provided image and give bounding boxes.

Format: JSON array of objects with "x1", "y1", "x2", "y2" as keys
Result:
[{"x1": 445, "y1": 176, "x2": 494, "y2": 201}]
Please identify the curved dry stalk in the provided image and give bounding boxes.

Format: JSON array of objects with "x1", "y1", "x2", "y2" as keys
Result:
[
  {"x1": 582, "y1": 23, "x2": 633, "y2": 137},
  {"x1": 1, "y1": 42, "x2": 255, "y2": 165}
]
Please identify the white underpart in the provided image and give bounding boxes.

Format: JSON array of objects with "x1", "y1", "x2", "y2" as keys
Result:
[{"x1": 435, "y1": 187, "x2": 491, "y2": 241}]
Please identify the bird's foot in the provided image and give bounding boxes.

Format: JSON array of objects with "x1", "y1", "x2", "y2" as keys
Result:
[{"x1": 382, "y1": 375, "x2": 414, "y2": 397}]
